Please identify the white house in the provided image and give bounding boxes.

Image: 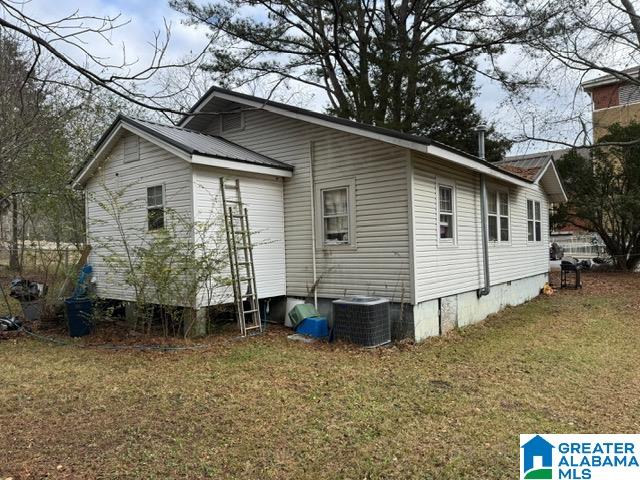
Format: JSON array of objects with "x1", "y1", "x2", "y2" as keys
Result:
[{"x1": 72, "y1": 87, "x2": 566, "y2": 341}]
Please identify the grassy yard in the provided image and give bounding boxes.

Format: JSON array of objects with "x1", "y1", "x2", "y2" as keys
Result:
[{"x1": 1, "y1": 272, "x2": 640, "y2": 479}]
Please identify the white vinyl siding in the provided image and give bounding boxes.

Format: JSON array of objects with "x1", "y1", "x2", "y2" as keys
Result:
[
  {"x1": 183, "y1": 105, "x2": 551, "y2": 306},
  {"x1": 217, "y1": 109, "x2": 410, "y2": 301},
  {"x1": 412, "y1": 151, "x2": 549, "y2": 304},
  {"x1": 192, "y1": 165, "x2": 286, "y2": 304},
  {"x1": 85, "y1": 133, "x2": 194, "y2": 301}
]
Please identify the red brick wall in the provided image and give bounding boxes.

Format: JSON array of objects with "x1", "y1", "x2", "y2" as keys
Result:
[{"x1": 592, "y1": 84, "x2": 619, "y2": 110}]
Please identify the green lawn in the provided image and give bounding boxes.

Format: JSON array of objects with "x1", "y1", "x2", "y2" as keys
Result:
[{"x1": 1, "y1": 272, "x2": 640, "y2": 479}]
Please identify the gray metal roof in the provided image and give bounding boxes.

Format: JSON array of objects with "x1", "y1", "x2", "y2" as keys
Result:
[
  {"x1": 124, "y1": 116, "x2": 293, "y2": 171},
  {"x1": 497, "y1": 154, "x2": 552, "y2": 170},
  {"x1": 500, "y1": 147, "x2": 591, "y2": 168},
  {"x1": 495, "y1": 152, "x2": 557, "y2": 182},
  {"x1": 180, "y1": 86, "x2": 535, "y2": 184}
]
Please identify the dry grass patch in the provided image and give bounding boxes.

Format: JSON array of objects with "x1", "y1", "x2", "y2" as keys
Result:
[{"x1": 1, "y1": 272, "x2": 640, "y2": 479}]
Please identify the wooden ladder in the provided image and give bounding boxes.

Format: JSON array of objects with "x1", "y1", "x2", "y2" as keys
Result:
[{"x1": 220, "y1": 178, "x2": 262, "y2": 336}]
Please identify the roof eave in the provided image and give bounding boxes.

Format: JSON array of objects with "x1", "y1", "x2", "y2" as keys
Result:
[
  {"x1": 187, "y1": 87, "x2": 532, "y2": 188},
  {"x1": 536, "y1": 159, "x2": 568, "y2": 203},
  {"x1": 191, "y1": 154, "x2": 293, "y2": 177},
  {"x1": 71, "y1": 116, "x2": 293, "y2": 188},
  {"x1": 424, "y1": 144, "x2": 531, "y2": 187},
  {"x1": 71, "y1": 119, "x2": 192, "y2": 189},
  {"x1": 581, "y1": 67, "x2": 640, "y2": 91}
]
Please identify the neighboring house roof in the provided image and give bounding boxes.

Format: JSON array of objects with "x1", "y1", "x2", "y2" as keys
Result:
[
  {"x1": 497, "y1": 164, "x2": 541, "y2": 181},
  {"x1": 497, "y1": 153, "x2": 554, "y2": 182},
  {"x1": 581, "y1": 66, "x2": 640, "y2": 91},
  {"x1": 179, "y1": 86, "x2": 551, "y2": 189},
  {"x1": 72, "y1": 115, "x2": 293, "y2": 187},
  {"x1": 497, "y1": 153, "x2": 567, "y2": 202}
]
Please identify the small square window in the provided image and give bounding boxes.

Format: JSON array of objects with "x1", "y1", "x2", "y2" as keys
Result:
[{"x1": 147, "y1": 185, "x2": 164, "y2": 230}]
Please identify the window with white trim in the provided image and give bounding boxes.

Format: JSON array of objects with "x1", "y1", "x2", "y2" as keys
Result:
[
  {"x1": 322, "y1": 187, "x2": 350, "y2": 245},
  {"x1": 488, "y1": 190, "x2": 509, "y2": 242},
  {"x1": 147, "y1": 185, "x2": 164, "y2": 230},
  {"x1": 527, "y1": 199, "x2": 542, "y2": 241},
  {"x1": 438, "y1": 185, "x2": 455, "y2": 240}
]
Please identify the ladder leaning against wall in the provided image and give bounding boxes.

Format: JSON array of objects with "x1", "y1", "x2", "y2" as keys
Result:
[{"x1": 220, "y1": 178, "x2": 262, "y2": 336}]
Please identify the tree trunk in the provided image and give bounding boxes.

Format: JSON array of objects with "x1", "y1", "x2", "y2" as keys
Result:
[{"x1": 9, "y1": 194, "x2": 20, "y2": 271}]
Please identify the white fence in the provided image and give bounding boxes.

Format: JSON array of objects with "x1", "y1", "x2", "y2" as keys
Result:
[
  {"x1": 0, "y1": 241, "x2": 81, "y2": 269},
  {"x1": 551, "y1": 234, "x2": 605, "y2": 259}
]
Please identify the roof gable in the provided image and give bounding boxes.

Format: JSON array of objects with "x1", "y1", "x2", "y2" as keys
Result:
[
  {"x1": 497, "y1": 155, "x2": 567, "y2": 202},
  {"x1": 71, "y1": 115, "x2": 293, "y2": 187},
  {"x1": 180, "y1": 86, "x2": 535, "y2": 188}
]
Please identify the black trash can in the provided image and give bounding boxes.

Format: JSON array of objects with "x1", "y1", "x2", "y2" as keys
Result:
[{"x1": 65, "y1": 297, "x2": 94, "y2": 337}]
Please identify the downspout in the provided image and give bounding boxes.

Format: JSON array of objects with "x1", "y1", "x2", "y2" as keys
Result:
[
  {"x1": 476, "y1": 126, "x2": 491, "y2": 298},
  {"x1": 308, "y1": 141, "x2": 318, "y2": 309}
]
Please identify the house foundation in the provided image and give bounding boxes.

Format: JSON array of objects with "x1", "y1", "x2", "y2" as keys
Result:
[
  {"x1": 412, "y1": 272, "x2": 549, "y2": 342},
  {"x1": 184, "y1": 308, "x2": 208, "y2": 338}
]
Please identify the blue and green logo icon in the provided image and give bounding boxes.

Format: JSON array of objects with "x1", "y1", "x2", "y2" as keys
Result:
[{"x1": 521, "y1": 435, "x2": 554, "y2": 479}]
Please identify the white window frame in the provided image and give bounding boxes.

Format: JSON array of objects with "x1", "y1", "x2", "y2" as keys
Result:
[
  {"x1": 315, "y1": 178, "x2": 357, "y2": 250},
  {"x1": 146, "y1": 184, "x2": 165, "y2": 231},
  {"x1": 487, "y1": 188, "x2": 510, "y2": 243},
  {"x1": 527, "y1": 199, "x2": 542, "y2": 242},
  {"x1": 436, "y1": 180, "x2": 457, "y2": 246}
]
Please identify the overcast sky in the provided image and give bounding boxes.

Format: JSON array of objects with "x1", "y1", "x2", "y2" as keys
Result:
[{"x1": 9, "y1": 0, "x2": 595, "y2": 155}]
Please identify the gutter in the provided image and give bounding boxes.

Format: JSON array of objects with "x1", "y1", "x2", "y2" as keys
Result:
[{"x1": 476, "y1": 126, "x2": 491, "y2": 298}]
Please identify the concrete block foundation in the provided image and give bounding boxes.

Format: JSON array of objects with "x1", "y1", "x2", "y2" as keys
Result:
[
  {"x1": 283, "y1": 273, "x2": 547, "y2": 344},
  {"x1": 412, "y1": 272, "x2": 548, "y2": 342},
  {"x1": 184, "y1": 308, "x2": 208, "y2": 338}
]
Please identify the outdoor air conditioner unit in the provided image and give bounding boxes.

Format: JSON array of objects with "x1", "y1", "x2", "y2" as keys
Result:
[{"x1": 332, "y1": 296, "x2": 391, "y2": 347}]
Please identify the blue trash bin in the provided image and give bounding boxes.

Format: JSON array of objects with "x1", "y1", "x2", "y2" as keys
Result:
[
  {"x1": 295, "y1": 316, "x2": 329, "y2": 339},
  {"x1": 65, "y1": 297, "x2": 93, "y2": 337}
]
